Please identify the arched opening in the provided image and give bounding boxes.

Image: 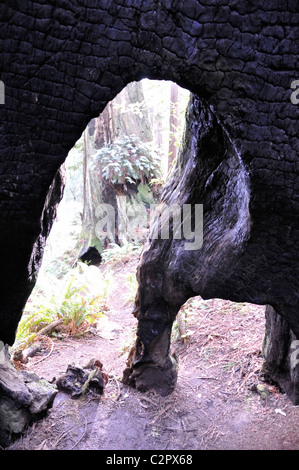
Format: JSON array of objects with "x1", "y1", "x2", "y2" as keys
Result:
[
  {"x1": 1, "y1": 0, "x2": 298, "y2": 451},
  {"x1": 11, "y1": 79, "x2": 191, "y2": 380},
  {"x1": 10, "y1": 77, "x2": 255, "y2": 371},
  {"x1": 3, "y1": 79, "x2": 297, "y2": 450},
  {"x1": 6, "y1": 78, "x2": 274, "y2": 450}
]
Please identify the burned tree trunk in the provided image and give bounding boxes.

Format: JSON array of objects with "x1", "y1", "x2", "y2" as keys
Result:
[
  {"x1": 262, "y1": 305, "x2": 299, "y2": 405},
  {"x1": 1, "y1": 0, "x2": 299, "y2": 410},
  {"x1": 124, "y1": 95, "x2": 241, "y2": 395}
]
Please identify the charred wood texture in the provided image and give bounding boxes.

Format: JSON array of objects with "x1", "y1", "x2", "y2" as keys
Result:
[
  {"x1": 0, "y1": 2, "x2": 298, "y2": 399},
  {"x1": 262, "y1": 306, "x2": 299, "y2": 405}
]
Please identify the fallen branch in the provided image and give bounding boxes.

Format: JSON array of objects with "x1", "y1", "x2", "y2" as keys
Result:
[
  {"x1": 81, "y1": 369, "x2": 97, "y2": 395},
  {"x1": 33, "y1": 338, "x2": 54, "y2": 365},
  {"x1": 151, "y1": 404, "x2": 172, "y2": 424},
  {"x1": 196, "y1": 376, "x2": 218, "y2": 380},
  {"x1": 54, "y1": 425, "x2": 75, "y2": 449},
  {"x1": 35, "y1": 319, "x2": 63, "y2": 338},
  {"x1": 17, "y1": 342, "x2": 43, "y2": 363}
]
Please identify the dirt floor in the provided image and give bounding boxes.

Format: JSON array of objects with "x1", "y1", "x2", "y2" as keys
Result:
[{"x1": 9, "y1": 256, "x2": 299, "y2": 451}]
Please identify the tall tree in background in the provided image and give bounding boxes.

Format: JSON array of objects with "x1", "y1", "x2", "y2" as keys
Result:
[
  {"x1": 93, "y1": 101, "x2": 114, "y2": 149},
  {"x1": 79, "y1": 81, "x2": 155, "y2": 255},
  {"x1": 142, "y1": 80, "x2": 189, "y2": 178},
  {"x1": 168, "y1": 82, "x2": 179, "y2": 172},
  {"x1": 92, "y1": 82, "x2": 152, "y2": 150}
]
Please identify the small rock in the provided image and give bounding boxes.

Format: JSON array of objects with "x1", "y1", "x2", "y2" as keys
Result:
[
  {"x1": 256, "y1": 383, "x2": 270, "y2": 401},
  {"x1": 21, "y1": 371, "x2": 57, "y2": 415},
  {"x1": 0, "y1": 361, "x2": 58, "y2": 448}
]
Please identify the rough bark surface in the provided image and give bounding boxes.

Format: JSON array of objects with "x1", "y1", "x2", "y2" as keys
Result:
[
  {"x1": 262, "y1": 305, "x2": 299, "y2": 405},
  {"x1": 124, "y1": 96, "x2": 253, "y2": 392},
  {"x1": 0, "y1": 2, "x2": 298, "y2": 398}
]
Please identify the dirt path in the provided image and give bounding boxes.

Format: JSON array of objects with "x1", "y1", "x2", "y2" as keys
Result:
[{"x1": 9, "y1": 258, "x2": 299, "y2": 451}]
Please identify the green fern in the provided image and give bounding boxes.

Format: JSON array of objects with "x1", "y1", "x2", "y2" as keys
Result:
[
  {"x1": 15, "y1": 263, "x2": 107, "y2": 347},
  {"x1": 92, "y1": 134, "x2": 161, "y2": 187}
]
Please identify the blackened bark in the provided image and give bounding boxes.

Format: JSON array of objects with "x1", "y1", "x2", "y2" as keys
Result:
[
  {"x1": 262, "y1": 306, "x2": 299, "y2": 405},
  {"x1": 0, "y1": 2, "x2": 298, "y2": 402},
  {"x1": 123, "y1": 96, "x2": 252, "y2": 393}
]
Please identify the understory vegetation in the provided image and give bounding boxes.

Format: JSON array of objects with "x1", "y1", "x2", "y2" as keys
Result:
[
  {"x1": 15, "y1": 263, "x2": 107, "y2": 348},
  {"x1": 14, "y1": 245, "x2": 141, "y2": 354}
]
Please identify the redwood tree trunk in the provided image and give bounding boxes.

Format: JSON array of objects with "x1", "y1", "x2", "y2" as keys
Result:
[
  {"x1": 80, "y1": 81, "x2": 153, "y2": 252},
  {"x1": 168, "y1": 82, "x2": 179, "y2": 172}
]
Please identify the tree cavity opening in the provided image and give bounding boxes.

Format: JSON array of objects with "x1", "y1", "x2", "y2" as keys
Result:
[{"x1": 12, "y1": 79, "x2": 190, "y2": 370}]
